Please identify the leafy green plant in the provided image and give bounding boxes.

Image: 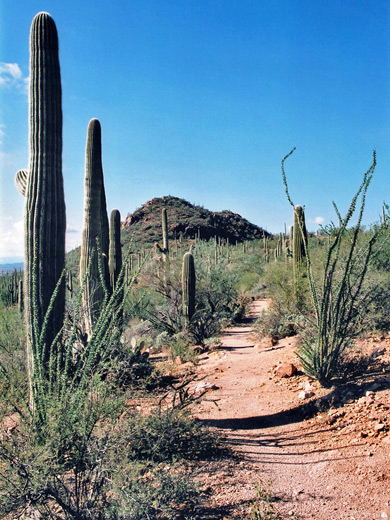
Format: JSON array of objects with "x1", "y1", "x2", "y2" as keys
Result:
[{"x1": 282, "y1": 149, "x2": 381, "y2": 387}]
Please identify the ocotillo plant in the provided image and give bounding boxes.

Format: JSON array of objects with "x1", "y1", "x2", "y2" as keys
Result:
[
  {"x1": 182, "y1": 252, "x2": 196, "y2": 325},
  {"x1": 80, "y1": 118, "x2": 110, "y2": 337},
  {"x1": 109, "y1": 209, "x2": 122, "y2": 290},
  {"x1": 23, "y1": 12, "x2": 66, "y2": 384}
]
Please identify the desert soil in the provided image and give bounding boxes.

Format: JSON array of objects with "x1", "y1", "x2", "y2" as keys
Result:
[{"x1": 192, "y1": 299, "x2": 390, "y2": 520}]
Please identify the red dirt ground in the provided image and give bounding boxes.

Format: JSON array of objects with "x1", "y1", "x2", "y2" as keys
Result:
[{"x1": 192, "y1": 299, "x2": 390, "y2": 520}]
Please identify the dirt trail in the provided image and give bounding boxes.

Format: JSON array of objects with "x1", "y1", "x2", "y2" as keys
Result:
[{"x1": 194, "y1": 299, "x2": 390, "y2": 520}]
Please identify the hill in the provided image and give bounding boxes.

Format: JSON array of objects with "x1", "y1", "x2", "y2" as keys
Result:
[{"x1": 122, "y1": 196, "x2": 270, "y2": 245}]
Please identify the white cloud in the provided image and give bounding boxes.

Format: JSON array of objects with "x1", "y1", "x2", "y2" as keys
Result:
[
  {"x1": 0, "y1": 62, "x2": 28, "y2": 90},
  {"x1": 0, "y1": 218, "x2": 24, "y2": 258},
  {"x1": 66, "y1": 228, "x2": 81, "y2": 252},
  {"x1": 314, "y1": 216, "x2": 325, "y2": 224}
]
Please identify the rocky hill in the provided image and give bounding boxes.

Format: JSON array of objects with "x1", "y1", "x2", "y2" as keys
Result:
[{"x1": 122, "y1": 196, "x2": 270, "y2": 245}]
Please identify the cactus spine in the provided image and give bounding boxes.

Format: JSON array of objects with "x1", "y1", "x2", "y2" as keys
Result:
[
  {"x1": 109, "y1": 209, "x2": 122, "y2": 290},
  {"x1": 182, "y1": 252, "x2": 196, "y2": 325},
  {"x1": 25, "y1": 12, "x2": 66, "y2": 379},
  {"x1": 80, "y1": 118, "x2": 109, "y2": 337}
]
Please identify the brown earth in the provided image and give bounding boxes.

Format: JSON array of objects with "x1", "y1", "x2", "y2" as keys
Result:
[{"x1": 191, "y1": 299, "x2": 390, "y2": 519}]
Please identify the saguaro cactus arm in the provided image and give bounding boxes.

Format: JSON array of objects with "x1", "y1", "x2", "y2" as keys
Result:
[{"x1": 15, "y1": 169, "x2": 29, "y2": 196}]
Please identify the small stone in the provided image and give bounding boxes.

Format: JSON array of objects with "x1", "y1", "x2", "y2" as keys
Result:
[
  {"x1": 299, "y1": 390, "x2": 314, "y2": 399},
  {"x1": 274, "y1": 363, "x2": 298, "y2": 378},
  {"x1": 375, "y1": 423, "x2": 385, "y2": 432},
  {"x1": 194, "y1": 381, "x2": 219, "y2": 393},
  {"x1": 382, "y1": 506, "x2": 390, "y2": 519}
]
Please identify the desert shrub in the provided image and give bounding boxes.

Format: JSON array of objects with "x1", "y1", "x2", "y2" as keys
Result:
[
  {"x1": 122, "y1": 407, "x2": 222, "y2": 463},
  {"x1": 282, "y1": 149, "x2": 383, "y2": 387},
  {"x1": 109, "y1": 463, "x2": 200, "y2": 520},
  {"x1": 0, "y1": 303, "x2": 27, "y2": 417},
  {"x1": 0, "y1": 393, "x2": 202, "y2": 520},
  {"x1": 253, "y1": 306, "x2": 301, "y2": 341},
  {"x1": 130, "y1": 248, "x2": 247, "y2": 347}
]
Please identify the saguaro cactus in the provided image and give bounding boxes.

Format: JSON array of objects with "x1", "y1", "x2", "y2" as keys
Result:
[
  {"x1": 24, "y1": 12, "x2": 66, "y2": 376},
  {"x1": 161, "y1": 207, "x2": 169, "y2": 261},
  {"x1": 109, "y1": 209, "x2": 122, "y2": 290},
  {"x1": 293, "y1": 205, "x2": 307, "y2": 303},
  {"x1": 80, "y1": 118, "x2": 110, "y2": 337},
  {"x1": 155, "y1": 207, "x2": 169, "y2": 262},
  {"x1": 182, "y1": 252, "x2": 196, "y2": 324}
]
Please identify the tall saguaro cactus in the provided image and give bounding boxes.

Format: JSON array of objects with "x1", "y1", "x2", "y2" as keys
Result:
[
  {"x1": 109, "y1": 209, "x2": 122, "y2": 290},
  {"x1": 80, "y1": 118, "x2": 110, "y2": 337},
  {"x1": 24, "y1": 12, "x2": 66, "y2": 379},
  {"x1": 182, "y1": 252, "x2": 196, "y2": 325}
]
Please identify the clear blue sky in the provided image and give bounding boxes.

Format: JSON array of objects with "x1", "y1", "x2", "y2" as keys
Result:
[{"x1": 1, "y1": 0, "x2": 389, "y2": 262}]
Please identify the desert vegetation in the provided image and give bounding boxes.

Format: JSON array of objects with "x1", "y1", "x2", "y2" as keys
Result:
[{"x1": 1, "y1": 11, "x2": 389, "y2": 520}]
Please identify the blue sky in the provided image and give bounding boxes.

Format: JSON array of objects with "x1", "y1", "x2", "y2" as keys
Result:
[{"x1": 1, "y1": 0, "x2": 389, "y2": 262}]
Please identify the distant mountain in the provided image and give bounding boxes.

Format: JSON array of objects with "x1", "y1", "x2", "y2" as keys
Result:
[
  {"x1": 122, "y1": 196, "x2": 271, "y2": 245},
  {"x1": 0, "y1": 262, "x2": 24, "y2": 274}
]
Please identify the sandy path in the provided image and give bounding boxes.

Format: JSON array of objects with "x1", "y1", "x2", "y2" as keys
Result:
[{"x1": 194, "y1": 299, "x2": 389, "y2": 519}]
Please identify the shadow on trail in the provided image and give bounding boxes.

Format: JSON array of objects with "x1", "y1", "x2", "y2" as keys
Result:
[
  {"x1": 200, "y1": 402, "x2": 318, "y2": 431},
  {"x1": 200, "y1": 375, "x2": 390, "y2": 432}
]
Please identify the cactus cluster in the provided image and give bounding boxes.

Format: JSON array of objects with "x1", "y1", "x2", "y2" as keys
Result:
[
  {"x1": 15, "y1": 13, "x2": 129, "y2": 407},
  {"x1": 0, "y1": 269, "x2": 23, "y2": 308}
]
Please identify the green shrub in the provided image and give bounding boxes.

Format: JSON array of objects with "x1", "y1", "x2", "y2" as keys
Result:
[
  {"x1": 122, "y1": 407, "x2": 222, "y2": 463},
  {"x1": 282, "y1": 149, "x2": 382, "y2": 387},
  {"x1": 253, "y1": 306, "x2": 301, "y2": 341}
]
